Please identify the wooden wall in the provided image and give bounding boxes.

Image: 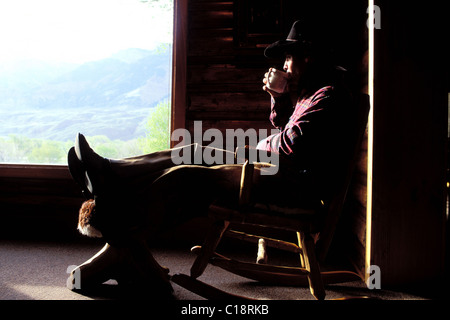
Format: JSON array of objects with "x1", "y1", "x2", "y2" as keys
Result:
[
  {"x1": 181, "y1": 0, "x2": 368, "y2": 143},
  {"x1": 367, "y1": 0, "x2": 448, "y2": 287},
  {"x1": 184, "y1": 0, "x2": 272, "y2": 142},
  {"x1": 0, "y1": 165, "x2": 84, "y2": 241}
]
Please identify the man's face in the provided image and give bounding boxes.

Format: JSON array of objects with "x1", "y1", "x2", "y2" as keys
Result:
[{"x1": 283, "y1": 54, "x2": 308, "y2": 82}]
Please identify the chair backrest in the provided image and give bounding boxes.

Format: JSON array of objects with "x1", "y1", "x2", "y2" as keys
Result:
[{"x1": 315, "y1": 93, "x2": 370, "y2": 262}]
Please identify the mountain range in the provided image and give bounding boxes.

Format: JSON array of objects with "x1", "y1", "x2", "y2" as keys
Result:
[{"x1": 0, "y1": 47, "x2": 172, "y2": 141}]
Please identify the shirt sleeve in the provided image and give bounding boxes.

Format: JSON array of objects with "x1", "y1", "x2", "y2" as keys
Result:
[{"x1": 258, "y1": 86, "x2": 336, "y2": 159}]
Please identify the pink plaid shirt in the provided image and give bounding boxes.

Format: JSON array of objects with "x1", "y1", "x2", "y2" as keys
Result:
[
  {"x1": 256, "y1": 82, "x2": 357, "y2": 204},
  {"x1": 257, "y1": 86, "x2": 335, "y2": 161}
]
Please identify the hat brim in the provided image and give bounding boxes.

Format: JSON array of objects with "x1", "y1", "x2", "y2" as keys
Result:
[{"x1": 264, "y1": 40, "x2": 306, "y2": 59}]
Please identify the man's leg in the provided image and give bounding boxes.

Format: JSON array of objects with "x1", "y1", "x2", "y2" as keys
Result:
[
  {"x1": 90, "y1": 161, "x2": 295, "y2": 240},
  {"x1": 107, "y1": 143, "x2": 199, "y2": 178},
  {"x1": 108, "y1": 144, "x2": 240, "y2": 178},
  {"x1": 68, "y1": 164, "x2": 243, "y2": 295},
  {"x1": 121, "y1": 164, "x2": 244, "y2": 233},
  {"x1": 72, "y1": 132, "x2": 240, "y2": 197}
]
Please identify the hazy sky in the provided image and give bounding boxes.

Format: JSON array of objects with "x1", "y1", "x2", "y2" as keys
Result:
[{"x1": 0, "y1": 0, "x2": 173, "y2": 64}]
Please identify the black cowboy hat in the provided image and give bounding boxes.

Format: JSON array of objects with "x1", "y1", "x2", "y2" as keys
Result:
[{"x1": 264, "y1": 20, "x2": 319, "y2": 59}]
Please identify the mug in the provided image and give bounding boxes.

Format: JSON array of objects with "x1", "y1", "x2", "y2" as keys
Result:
[{"x1": 266, "y1": 68, "x2": 289, "y2": 94}]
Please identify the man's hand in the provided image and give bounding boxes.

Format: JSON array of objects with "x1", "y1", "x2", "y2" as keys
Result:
[{"x1": 262, "y1": 68, "x2": 288, "y2": 98}]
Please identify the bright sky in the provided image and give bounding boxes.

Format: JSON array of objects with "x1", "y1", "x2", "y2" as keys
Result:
[{"x1": 0, "y1": 0, "x2": 173, "y2": 64}]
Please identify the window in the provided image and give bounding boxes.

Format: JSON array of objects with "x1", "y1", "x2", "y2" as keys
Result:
[{"x1": 0, "y1": 0, "x2": 173, "y2": 164}]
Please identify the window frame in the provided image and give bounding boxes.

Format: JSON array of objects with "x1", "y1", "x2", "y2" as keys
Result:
[{"x1": 0, "y1": 164, "x2": 69, "y2": 179}]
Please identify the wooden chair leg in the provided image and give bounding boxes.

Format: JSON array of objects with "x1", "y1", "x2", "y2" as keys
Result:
[
  {"x1": 296, "y1": 232, "x2": 305, "y2": 268},
  {"x1": 190, "y1": 220, "x2": 230, "y2": 278},
  {"x1": 299, "y1": 232, "x2": 325, "y2": 300},
  {"x1": 256, "y1": 238, "x2": 268, "y2": 264}
]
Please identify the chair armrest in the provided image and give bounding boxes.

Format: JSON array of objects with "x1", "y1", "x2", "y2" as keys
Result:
[
  {"x1": 235, "y1": 145, "x2": 268, "y2": 163},
  {"x1": 235, "y1": 145, "x2": 297, "y2": 169}
]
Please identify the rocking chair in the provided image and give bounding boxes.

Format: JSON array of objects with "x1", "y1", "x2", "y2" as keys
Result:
[{"x1": 171, "y1": 94, "x2": 370, "y2": 300}]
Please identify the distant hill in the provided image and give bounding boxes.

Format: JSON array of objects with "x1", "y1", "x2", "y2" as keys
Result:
[{"x1": 0, "y1": 47, "x2": 172, "y2": 141}]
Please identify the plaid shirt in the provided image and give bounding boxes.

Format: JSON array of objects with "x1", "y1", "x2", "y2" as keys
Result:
[
  {"x1": 257, "y1": 86, "x2": 336, "y2": 163},
  {"x1": 256, "y1": 82, "x2": 356, "y2": 204}
]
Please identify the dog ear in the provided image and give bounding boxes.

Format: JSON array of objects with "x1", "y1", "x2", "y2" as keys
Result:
[{"x1": 78, "y1": 199, "x2": 103, "y2": 238}]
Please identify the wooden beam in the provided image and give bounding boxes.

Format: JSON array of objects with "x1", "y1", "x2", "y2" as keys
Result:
[{"x1": 170, "y1": 0, "x2": 188, "y2": 147}]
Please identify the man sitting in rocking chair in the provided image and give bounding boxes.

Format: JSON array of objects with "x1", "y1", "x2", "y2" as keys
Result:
[{"x1": 66, "y1": 19, "x2": 357, "y2": 298}]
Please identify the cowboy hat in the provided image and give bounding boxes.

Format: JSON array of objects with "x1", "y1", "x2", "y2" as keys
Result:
[{"x1": 264, "y1": 20, "x2": 317, "y2": 59}]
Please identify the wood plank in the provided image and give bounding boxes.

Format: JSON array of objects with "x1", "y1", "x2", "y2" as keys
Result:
[
  {"x1": 187, "y1": 65, "x2": 263, "y2": 84},
  {"x1": 187, "y1": 111, "x2": 268, "y2": 122},
  {"x1": 0, "y1": 164, "x2": 71, "y2": 179},
  {"x1": 299, "y1": 232, "x2": 325, "y2": 300},
  {"x1": 188, "y1": 0, "x2": 234, "y2": 13},
  {"x1": 188, "y1": 38, "x2": 235, "y2": 57},
  {"x1": 189, "y1": 92, "x2": 266, "y2": 109},
  {"x1": 225, "y1": 229, "x2": 302, "y2": 253},
  {"x1": 0, "y1": 194, "x2": 83, "y2": 207},
  {"x1": 171, "y1": 0, "x2": 188, "y2": 138},
  {"x1": 0, "y1": 178, "x2": 81, "y2": 197},
  {"x1": 188, "y1": 51, "x2": 272, "y2": 68},
  {"x1": 368, "y1": 1, "x2": 447, "y2": 285},
  {"x1": 187, "y1": 83, "x2": 266, "y2": 94},
  {"x1": 190, "y1": 220, "x2": 230, "y2": 278},
  {"x1": 210, "y1": 256, "x2": 363, "y2": 287},
  {"x1": 189, "y1": 9, "x2": 233, "y2": 30},
  {"x1": 211, "y1": 255, "x2": 309, "y2": 276}
]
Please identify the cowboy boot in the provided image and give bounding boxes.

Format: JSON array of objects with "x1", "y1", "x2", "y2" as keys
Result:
[{"x1": 67, "y1": 147, "x2": 93, "y2": 199}]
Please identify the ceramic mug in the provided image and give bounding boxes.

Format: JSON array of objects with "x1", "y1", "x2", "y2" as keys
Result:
[{"x1": 266, "y1": 68, "x2": 289, "y2": 94}]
